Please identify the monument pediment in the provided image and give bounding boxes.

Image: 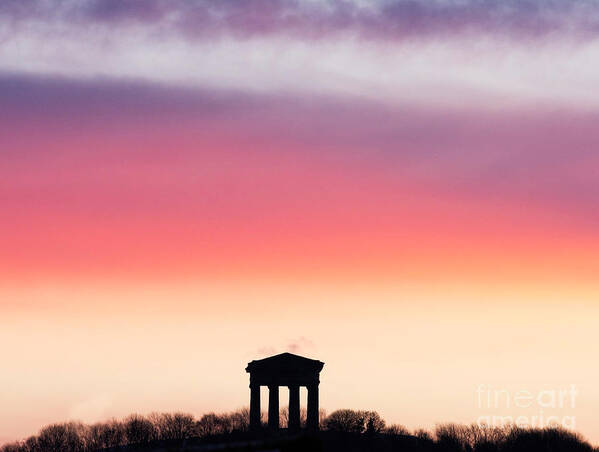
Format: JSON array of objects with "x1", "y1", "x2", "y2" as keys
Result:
[{"x1": 246, "y1": 352, "x2": 324, "y2": 373}]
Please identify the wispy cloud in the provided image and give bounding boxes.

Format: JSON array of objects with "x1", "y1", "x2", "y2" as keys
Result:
[
  {"x1": 68, "y1": 394, "x2": 113, "y2": 423},
  {"x1": 3, "y1": 3, "x2": 599, "y2": 110},
  {"x1": 3, "y1": 0, "x2": 599, "y2": 41},
  {"x1": 254, "y1": 337, "x2": 316, "y2": 357},
  {"x1": 286, "y1": 337, "x2": 316, "y2": 355}
]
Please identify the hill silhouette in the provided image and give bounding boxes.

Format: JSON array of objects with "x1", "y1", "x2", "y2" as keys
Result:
[{"x1": 1, "y1": 409, "x2": 596, "y2": 452}]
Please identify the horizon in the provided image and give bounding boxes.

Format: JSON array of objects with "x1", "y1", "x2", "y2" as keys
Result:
[{"x1": 2, "y1": 0, "x2": 599, "y2": 446}]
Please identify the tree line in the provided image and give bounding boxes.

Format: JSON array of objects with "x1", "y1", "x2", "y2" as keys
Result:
[{"x1": 1, "y1": 408, "x2": 596, "y2": 451}]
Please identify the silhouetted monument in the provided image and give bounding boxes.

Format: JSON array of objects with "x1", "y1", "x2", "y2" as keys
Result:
[{"x1": 246, "y1": 352, "x2": 324, "y2": 432}]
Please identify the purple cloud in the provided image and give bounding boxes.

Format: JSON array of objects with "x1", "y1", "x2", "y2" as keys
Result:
[
  {"x1": 2, "y1": 72, "x2": 599, "y2": 228},
  {"x1": 2, "y1": 0, "x2": 599, "y2": 41}
]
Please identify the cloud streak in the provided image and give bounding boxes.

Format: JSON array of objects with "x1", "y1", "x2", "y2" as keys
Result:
[
  {"x1": 4, "y1": 2, "x2": 599, "y2": 110},
  {"x1": 3, "y1": 0, "x2": 599, "y2": 41}
]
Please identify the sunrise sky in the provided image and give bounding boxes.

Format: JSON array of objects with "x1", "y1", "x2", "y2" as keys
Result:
[{"x1": 2, "y1": 0, "x2": 599, "y2": 445}]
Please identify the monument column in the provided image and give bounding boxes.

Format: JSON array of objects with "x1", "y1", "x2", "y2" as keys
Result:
[
  {"x1": 249, "y1": 384, "x2": 261, "y2": 431},
  {"x1": 288, "y1": 385, "x2": 300, "y2": 431},
  {"x1": 268, "y1": 385, "x2": 279, "y2": 430},
  {"x1": 307, "y1": 383, "x2": 319, "y2": 430}
]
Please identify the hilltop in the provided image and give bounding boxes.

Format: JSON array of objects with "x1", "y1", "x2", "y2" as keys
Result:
[{"x1": 1, "y1": 409, "x2": 596, "y2": 452}]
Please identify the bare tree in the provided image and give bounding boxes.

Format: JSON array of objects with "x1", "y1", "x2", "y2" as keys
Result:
[
  {"x1": 85, "y1": 419, "x2": 125, "y2": 450},
  {"x1": 318, "y1": 409, "x2": 327, "y2": 430},
  {"x1": 414, "y1": 428, "x2": 432, "y2": 441},
  {"x1": 36, "y1": 422, "x2": 86, "y2": 452},
  {"x1": 148, "y1": 413, "x2": 195, "y2": 440},
  {"x1": 123, "y1": 414, "x2": 156, "y2": 445},
  {"x1": 23, "y1": 436, "x2": 40, "y2": 452},
  {"x1": 228, "y1": 408, "x2": 250, "y2": 432},
  {"x1": 168, "y1": 413, "x2": 195, "y2": 440},
  {"x1": 386, "y1": 424, "x2": 410, "y2": 435},
  {"x1": 435, "y1": 423, "x2": 471, "y2": 451},
  {"x1": 363, "y1": 411, "x2": 386, "y2": 434},
  {"x1": 0, "y1": 443, "x2": 23, "y2": 452},
  {"x1": 195, "y1": 413, "x2": 220, "y2": 437},
  {"x1": 85, "y1": 424, "x2": 104, "y2": 451},
  {"x1": 324, "y1": 409, "x2": 366, "y2": 433},
  {"x1": 279, "y1": 406, "x2": 289, "y2": 428}
]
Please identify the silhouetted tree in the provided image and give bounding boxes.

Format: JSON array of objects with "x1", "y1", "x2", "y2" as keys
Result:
[
  {"x1": 85, "y1": 419, "x2": 125, "y2": 450},
  {"x1": 323, "y1": 409, "x2": 386, "y2": 435},
  {"x1": 195, "y1": 412, "x2": 233, "y2": 436},
  {"x1": 2, "y1": 411, "x2": 598, "y2": 452},
  {"x1": 195, "y1": 413, "x2": 219, "y2": 437},
  {"x1": 85, "y1": 424, "x2": 105, "y2": 451},
  {"x1": 228, "y1": 407, "x2": 250, "y2": 432},
  {"x1": 386, "y1": 424, "x2": 411, "y2": 435},
  {"x1": 468, "y1": 424, "x2": 510, "y2": 451},
  {"x1": 364, "y1": 411, "x2": 386, "y2": 434},
  {"x1": 148, "y1": 412, "x2": 195, "y2": 440},
  {"x1": 503, "y1": 426, "x2": 593, "y2": 452},
  {"x1": 435, "y1": 423, "x2": 469, "y2": 452},
  {"x1": 318, "y1": 408, "x2": 327, "y2": 430},
  {"x1": 35, "y1": 422, "x2": 86, "y2": 452},
  {"x1": 299, "y1": 407, "x2": 308, "y2": 429},
  {"x1": 214, "y1": 413, "x2": 232, "y2": 434},
  {"x1": 23, "y1": 436, "x2": 40, "y2": 452},
  {"x1": 324, "y1": 409, "x2": 366, "y2": 433},
  {"x1": 415, "y1": 428, "x2": 432, "y2": 441},
  {"x1": 123, "y1": 414, "x2": 156, "y2": 445},
  {"x1": 280, "y1": 406, "x2": 289, "y2": 428}
]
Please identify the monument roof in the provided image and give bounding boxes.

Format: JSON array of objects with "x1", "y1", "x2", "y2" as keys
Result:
[{"x1": 246, "y1": 352, "x2": 324, "y2": 373}]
